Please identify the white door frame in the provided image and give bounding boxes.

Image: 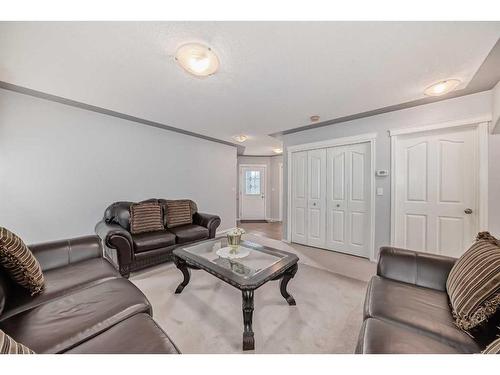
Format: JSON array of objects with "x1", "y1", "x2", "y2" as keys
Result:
[
  {"x1": 389, "y1": 118, "x2": 490, "y2": 246},
  {"x1": 239, "y1": 163, "x2": 267, "y2": 220},
  {"x1": 279, "y1": 162, "x2": 283, "y2": 221},
  {"x1": 287, "y1": 133, "x2": 377, "y2": 260}
]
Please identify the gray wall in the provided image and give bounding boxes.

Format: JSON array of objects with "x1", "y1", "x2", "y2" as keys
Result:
[
  {"x1": 282, "y1": 90, "x2": 500, "y2": 251},
  {"x1": 237, "y1": 155, "x2": 283, "y2": 221},
  {"x1": 0, "y1": 88, "x2": 237, "y2": 243}
]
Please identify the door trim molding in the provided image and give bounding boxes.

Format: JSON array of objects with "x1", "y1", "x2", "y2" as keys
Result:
[
  {"x1": 390, "y1": 120, "x2": 490, "y2": 247},
  {"x1": 388, "y1": 116, "x2": 491, "y2": 137},
  {"x1": 287, "y1": 132, "x2": 377, "y2": 260},
  {"x1": 286, "y1": 132, "x2": 378, "y2": 153},
  {"x1": 239, "y1": 164, "x2": 268, "y2": 220}
]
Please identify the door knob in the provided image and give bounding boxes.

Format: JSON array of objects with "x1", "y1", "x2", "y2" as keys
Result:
[
  {"x1": 313, "y1": 202, "x2": 317, "y2": 206},
  {"x1": 464, "y1": 208, "x2": 473, "y2": 214},
  {"x1": 336, "y1": 204, "x2": 340, "y2": 208}
]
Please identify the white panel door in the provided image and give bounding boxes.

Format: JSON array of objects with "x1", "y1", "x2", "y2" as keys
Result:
[
  {"x1": 307, "y1": 148, "x2": 326, "y2": 248},
  {"x1": 394, "y1": 127, "x2": 477, "y2": 257},
  {"x1": 240, "y1": 166, "x2": 266, "y2": 220},
  {"x1": 291, "y1": 151, "x2": 308, "y2": 245},
  {"x1": 326, "y1": 142, "x2": 371, "y2": 257}
]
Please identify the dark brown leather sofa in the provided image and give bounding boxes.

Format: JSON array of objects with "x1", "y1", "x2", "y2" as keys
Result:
[
  {"x1": 356, "y1": 246, "x2": 489, "y2": 354},
  {"x1": 0, "y1": 235, "x2": 179, "y2": 354},
  {"x1": 95, "y1": 198, "x2": 221, "y2": 277}
]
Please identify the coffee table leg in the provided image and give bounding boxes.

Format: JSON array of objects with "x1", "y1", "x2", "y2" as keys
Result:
[
  {"x1": 242, "y1": 290, "x2": 255, "y2": 351},
  {"x1": 174, "y1": 257, "x2": 191, "y2": 294},
  {"x1": 280, "y1": 263, "x2": 298, "y2": 305}
]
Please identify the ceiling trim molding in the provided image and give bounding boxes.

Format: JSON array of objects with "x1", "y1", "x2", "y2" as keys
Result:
[
  {"x1": 0, "y1": 80, "x2": 244, "y2": 152},
  {"x1": 271, "y1": 38, "x2": 500, "y2": 138}
]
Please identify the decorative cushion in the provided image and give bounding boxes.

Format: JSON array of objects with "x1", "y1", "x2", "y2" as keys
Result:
[
  {"x1": 0, "y1": 227, "x2": 45, "y2": 296},
  {"x1": 164, "y1": 200, "x2": 193, "y2": 228},
  {"x1": 130, "y1": 202, "x2": 164, "y2": 234},
  {"x1": 482, "y1": 336, "x2": 500, "y2": 354},
  {"x1": 446, "y1": 232, "x2": 500, "y2": 331},
  {"x1": 1, "y1": 330, "x2": 34, "y2": 354}
]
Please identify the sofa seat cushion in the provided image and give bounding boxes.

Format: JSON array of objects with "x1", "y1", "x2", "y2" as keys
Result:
[
  {"x1": 168, "y1": 224, "x2": 209, "y2": 244},
  {"x1": 356, "y1": 318, "x2": 470, "y2": 354},
  {"x1": 132, "y1": 231, "x2": 175, "y2": 254},
  {"x1": 65, "y1": 313, "x2": 179, "y2": 354},
  {"x1": 364, "y1": 276, "x2": 480, "y2": 353},
  {"x1": 0, "y1": 278, "x2": 151, "y2": 353},
  {"x1": 1, "y1": 258, "x2": 120, "y2": 321}
]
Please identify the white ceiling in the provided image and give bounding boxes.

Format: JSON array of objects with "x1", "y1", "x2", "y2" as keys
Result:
[{"x1": 1, "y1": 22, "x2": 499, "y2": 155}]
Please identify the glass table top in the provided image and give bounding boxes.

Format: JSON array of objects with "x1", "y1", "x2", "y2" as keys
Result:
[{"x1": 182, "y1": 237, "x2": 286, "y2": 279}]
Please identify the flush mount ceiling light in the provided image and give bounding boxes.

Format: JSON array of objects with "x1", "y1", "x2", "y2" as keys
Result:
[
  {"x1": 233, "y1": 135, "x2": 248, "y2": 143},
  {"x1": 175, "y1": 43, "x2": 219, "y2": 77},
  {"x1": 310, "y1": 115, "x2": 321, "y2": 122},
  {"x1": 273, "y1": 148, "x2": 283, "y2": 154},
  {"x1": 424, "y1": 79, "x2": 461, "y2": 97}
]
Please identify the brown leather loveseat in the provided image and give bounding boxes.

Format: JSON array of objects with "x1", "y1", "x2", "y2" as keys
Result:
[
  {"x1": 95, "y1": 198, "x2": 221, "y2": 277},
  {"x1": 355, "y1": 246, "x2": 498, "y2": 354},
  {"x1": 0, "y1": 235, "x2": 179, "y2": 354}
]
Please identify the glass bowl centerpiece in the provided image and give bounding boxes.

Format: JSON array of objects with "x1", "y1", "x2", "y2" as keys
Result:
[{"x1": 227, "y1": 227, "x2": 246, "y2": 253}]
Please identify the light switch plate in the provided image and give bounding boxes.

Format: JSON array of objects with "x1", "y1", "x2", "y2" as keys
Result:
[{"x1": 376, "y1": 187, "x2": 384, "y2": 196}]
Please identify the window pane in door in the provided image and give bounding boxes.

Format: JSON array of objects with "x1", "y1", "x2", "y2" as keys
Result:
[{"x1": 245, "y1": 171, "x2": 261, "y2": 195}]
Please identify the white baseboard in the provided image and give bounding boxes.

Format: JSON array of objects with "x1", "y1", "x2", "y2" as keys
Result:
[{"x1": 267, "y1": 218, "x2": 283, "y2": 222}]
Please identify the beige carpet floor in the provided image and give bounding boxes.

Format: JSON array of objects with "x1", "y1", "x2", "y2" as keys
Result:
[{"x1": 131, "y1": 235, "x2": 370, "y2": 354}]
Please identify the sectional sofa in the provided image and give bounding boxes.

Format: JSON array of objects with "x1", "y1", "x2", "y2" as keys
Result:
[
  {"x1": 356, "y1": 246, "x2": 498, "y2": 354},
  {"x1": 0, "y1": 235, "x2": 179, "y2": 354}
]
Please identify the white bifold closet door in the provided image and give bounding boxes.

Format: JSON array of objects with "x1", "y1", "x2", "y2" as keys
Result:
[
  {"x1": 291, "y1": 142, "x2": 371, "y2": 258},
  {"x1": 326, "y1": 143, "x2": 371, "y2": 257},
  {"x1": 306, "y1": 148, "x2": 326, "y2": 248},
  {"x1": 291, "y1": 151, "x2": 308, "y2": 245}
]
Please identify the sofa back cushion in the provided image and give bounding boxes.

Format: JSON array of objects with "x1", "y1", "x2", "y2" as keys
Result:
[
  {"x1": 164, "y1": 200, "x2": 193, "y2": 228},
  {"x1": 446, "y1": 232, "x2": 500, "y2": 331},
  {"x1": 104, "y1": 201, "x2": 134, "y2": 230},
  {"x1": 0, "y1": 227, "x2": 45, "y2": 296},
  {"x1": 1, "y1": 330, "x2": 34, "y2": 354},
  {"x1": 130, "y1": 202, "x2": 164, "y2": 234}
]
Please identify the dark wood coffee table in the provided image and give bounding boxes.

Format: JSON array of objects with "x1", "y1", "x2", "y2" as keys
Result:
[{"x1": 172, "y1": 237, "x2": 299, "y2": 351}]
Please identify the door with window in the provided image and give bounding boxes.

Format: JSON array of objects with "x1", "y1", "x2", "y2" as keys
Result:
[{"x1": 240, "y1": 165, "x2": 266, "y2": 220}]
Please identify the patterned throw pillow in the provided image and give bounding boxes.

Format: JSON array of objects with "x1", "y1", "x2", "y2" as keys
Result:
[
  {"x1": 0, "y1": 330, "x2": 34, "y2": 354},
  {"x1": 482, "y1": 336, "x2": 500, "y2": 354},
  {"x1": 164, "y1": 200, "x2": 193, "y2": 228},
  {"x1": 446, "y1": 232, "x2": 500, "y2": 331},
  {"x1": 0, "y1": 227, "x2": 45, "y2": 296},
  {"x1": 130, "y1": 202, "x2": 164, "y2": 234}
]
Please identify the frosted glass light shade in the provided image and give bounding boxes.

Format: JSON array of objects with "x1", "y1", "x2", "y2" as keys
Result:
[
  {"x1": 424, "y1": 79, "x2": 461, "y2": 96},
  {"x1": 175, "y1": 43, "x2": 219, "y2": 77}
]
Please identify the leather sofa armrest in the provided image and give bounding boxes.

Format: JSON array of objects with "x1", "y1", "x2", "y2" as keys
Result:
[
  {"x1": 377, "y1": 246, "x2": 457, "y2": 292},
  {"x1": 29, "y1": 235, "x2": 102, "y2": 272},
  {"x1": 95, "y1": 220, "x2": 134, "y2": 278},
  {"x1": 193, "y1": 212, "x2": 221, "y2": 238}
]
